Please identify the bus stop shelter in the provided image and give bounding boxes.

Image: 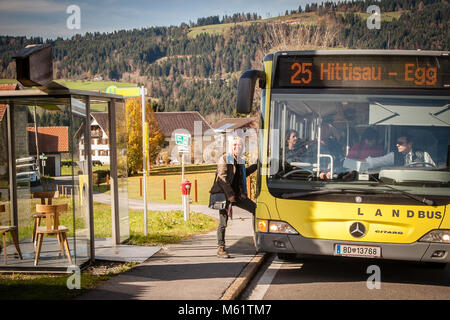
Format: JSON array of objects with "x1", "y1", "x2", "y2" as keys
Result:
[{"x1": 0, "y1": 81, "x2": 129, "y2": 272}]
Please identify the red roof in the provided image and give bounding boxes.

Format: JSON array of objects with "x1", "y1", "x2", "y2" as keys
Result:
[
  {"x1": 0, "y1": 84, "x2": 19, "y2": 91},
  {"x1": 212, "y1": 117, "x2": 258, "y2": 131},
  {"x1": 0, "y1": 84, "x2": 19, "y2": 122},
  {"x1": 0, "y1": 105, "x2": 5, "y2": 122},
  {"x1": 154, "y1": 112, "x2": 213, "y2": 137},
  {"x1": 27, "y1": 127, "x2": 69, "y2": 153}
]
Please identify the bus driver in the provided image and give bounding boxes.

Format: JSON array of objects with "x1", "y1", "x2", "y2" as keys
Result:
[{"x1": 366, "y1": 134, "x2": 435, "y2": 168}]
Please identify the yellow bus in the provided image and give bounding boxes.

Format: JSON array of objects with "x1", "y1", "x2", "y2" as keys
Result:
[{"x1": 237, "y1": 50, "x2": 450, "y2": 265}]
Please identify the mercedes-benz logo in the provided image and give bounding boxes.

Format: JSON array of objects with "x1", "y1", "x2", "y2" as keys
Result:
[{"x1": 349, "y1": 222, "x2": 366, "y2": 238}]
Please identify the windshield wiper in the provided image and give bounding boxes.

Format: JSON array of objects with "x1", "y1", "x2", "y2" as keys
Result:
[
  {"x1": 281, "y1": 184, "x2": 434, "y2": 206},
  {"x1": 371, "y1": 176, "x2": 434, "y2": 206},
  {"x1": 281, "y1": 187, "x2": 388, "y2": 199}
]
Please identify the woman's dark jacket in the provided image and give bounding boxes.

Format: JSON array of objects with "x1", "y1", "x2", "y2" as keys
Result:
[{"x1": 210, "y1": 153, "x2": 257, "y2": 200}]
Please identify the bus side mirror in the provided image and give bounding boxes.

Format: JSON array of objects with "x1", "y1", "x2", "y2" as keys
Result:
[{"x1": 236, "y1": 70, "x2": 266, "y2": 114}]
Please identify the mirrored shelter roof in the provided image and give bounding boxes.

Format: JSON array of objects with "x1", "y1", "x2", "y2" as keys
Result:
[{"x1": 0, "y1": 81, "x2": 124, "y2": 107}]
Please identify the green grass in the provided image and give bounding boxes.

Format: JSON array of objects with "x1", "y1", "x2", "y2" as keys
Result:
[
  {"x1": 61, "y1": 164, "x2": 110, "y2": 176},
  {"x1": 0, "y1": 79, "x2": 18, "y2": 84},
  {"x1": 136, "y1": 171, "x2": 216, "y2": 205},
  {"x1": 128, "y1": 209, "x2": 217, "y2": 246},
  {"x1": 90, "y1": 201, "x2": 217, "y2": 244},
  {"x1": 0, "y1": 262, "x2": 136, "y2": 300},
  {"x1": 55, "y1": 80, "x2": 137, "y2": 92},
  {"x1": 188, "y1": 10, "x2": 405, "y2": 38},
  {"x1": 95, "y1": 171, "x2": 216, "y2": 205},
  {"x1": 188, "y1": 20, "x2": 257, "y2": 38},
  {"x1": 335, "y1": 10, "x2": 405, "y2": 22},
  {"x1": 2, "y1": 198, "x2": 217, "y2": 245},
  {"x1": 55, "y1": 80, "x2": 138, "y2": 111}
]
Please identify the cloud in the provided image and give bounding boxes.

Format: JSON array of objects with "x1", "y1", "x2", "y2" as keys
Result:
[
  {"x1": 0, "y1": 0, "x2": 327, "y2": 38},
  {"x1": 0, "y1": 0, "x2": 67, "y2": 13}
]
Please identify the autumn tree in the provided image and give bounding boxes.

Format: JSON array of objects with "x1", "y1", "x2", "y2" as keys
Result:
[{"x1": 126, "y1": 97, "x2": 165, "y2": 174}]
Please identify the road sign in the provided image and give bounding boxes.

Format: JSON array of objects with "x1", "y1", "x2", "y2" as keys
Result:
[
  {"x1": 106, "y1": 85, "x2": 141, "y2": 97},
  {"x1": 175, "y1": 133, "x2": 191, "y2": 147},
  {"x1": 178, "y1": 145, "x2": 190, "y2": 154},
  {"x1": 39, "y1": 155, "x2": 47, "y2": 160}
]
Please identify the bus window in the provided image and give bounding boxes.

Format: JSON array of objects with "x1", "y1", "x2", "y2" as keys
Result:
[{"x1": 269, "y1": 93, "x2": 450, "y2": 186}]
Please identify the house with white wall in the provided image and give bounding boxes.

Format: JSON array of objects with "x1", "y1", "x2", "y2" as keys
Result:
[{"x1": 79, "y1": 112, "x2": 110, "y2": 165}]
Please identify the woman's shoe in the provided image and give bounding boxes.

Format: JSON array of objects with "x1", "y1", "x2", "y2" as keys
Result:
[{"x1": 217, "y1": 245, "x2": 230, "y2": 258}]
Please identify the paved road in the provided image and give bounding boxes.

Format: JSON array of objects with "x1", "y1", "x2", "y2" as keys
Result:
[
  {"x1": 242, "y1": 254, "x2": 450, "y2": 300},
  {"x1": 92, "y1": 192, "x2": 219, "y2": 219}
]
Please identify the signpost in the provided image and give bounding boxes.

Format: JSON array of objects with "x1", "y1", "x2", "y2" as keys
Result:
[
  {"x1": 106, "y1": 85, "x2": 141, "y2": 97},
  {"x1": 175, "y1": 133, "x2": 191, "y2": 181},
  {"x1": 40, "y1": 154, "x2": 47, "y2": 175},
  {"x1": 175, "y1": 133, "x2": 191, "y2": 220}
]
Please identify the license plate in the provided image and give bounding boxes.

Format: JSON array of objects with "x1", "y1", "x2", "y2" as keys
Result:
[{"x1": 334, "y1": 244, "x2": 381, "y2": 258}]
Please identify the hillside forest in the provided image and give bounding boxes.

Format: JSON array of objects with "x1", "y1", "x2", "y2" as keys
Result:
[{"x1": 0, "y1": 0, "x2": 448, "y2": 119}]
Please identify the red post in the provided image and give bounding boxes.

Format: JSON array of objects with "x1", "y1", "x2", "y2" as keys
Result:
[
  {"x1": 106, "y1": 174, "x2": 110, "y2": 186},
  {"x1": 247, "y1": 177, "x2": 251, "y2": 200},
  {"x1": 163, "y1": 179, "x2": 166, "y2": 200},
  {"x1": 194, "y1": 179, "x2": 198, "y2": 202}
]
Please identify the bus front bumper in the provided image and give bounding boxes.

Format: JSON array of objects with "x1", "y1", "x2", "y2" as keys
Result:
[{"x1": 256, "y1": 232, "x2": 450, "y2": 263}]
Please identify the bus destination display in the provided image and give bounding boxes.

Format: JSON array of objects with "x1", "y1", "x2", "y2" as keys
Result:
[{"x1": 274, "y1": 55, "x2": 449, "y2": 89}]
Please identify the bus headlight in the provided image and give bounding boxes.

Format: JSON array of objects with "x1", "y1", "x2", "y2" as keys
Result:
[
  {"x1": 257, "y1": 219, "x2": 268, "y2": 233},
  {"x1": 257, "y1": 219, "x2": 298, "y2": 234},
  {"x1": 268, "y1": 221, "x2": 298, "y2": 234},
  {"x1": 419, "y1": 230, "x2": 450, "y2": 243}
]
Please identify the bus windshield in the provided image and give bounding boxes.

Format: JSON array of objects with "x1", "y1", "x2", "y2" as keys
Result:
[{"x1": 268, "y1": 92, "x2": 450, "y2": 192}]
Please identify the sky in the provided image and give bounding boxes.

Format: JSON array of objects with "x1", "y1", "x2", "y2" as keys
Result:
[{"x1": 0, "y1": 0, "x2": 327, "y2": 39}]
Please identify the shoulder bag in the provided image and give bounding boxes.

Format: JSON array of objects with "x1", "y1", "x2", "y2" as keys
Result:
[{"x1": 208, "y1": 172, "x2": 227, "y2": 210}]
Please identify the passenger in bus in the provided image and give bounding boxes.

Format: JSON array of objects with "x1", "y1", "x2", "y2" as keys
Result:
[
  {"x1": 210, "y1": 135, "x2": 257, "y2": 258},
  {"x1": 347, "y1": 127, "x2": 384, "y2": 161},
  {"x1": 285, "y1": 129, "x2": 309, "y2": 163},
  {"x1": 366, "y1": 134, "x2": 436, "y2": 168}
]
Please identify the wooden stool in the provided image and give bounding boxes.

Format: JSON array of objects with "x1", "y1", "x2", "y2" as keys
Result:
[
  {"x1": 34, "y1": 203, "x2": 72, "y2": 266},
  {"x1": 0, "y1": 204, "x2": 23, "y2": 264},
  {"x1": 32, "y1": 191, "x2": 59, "y2": 245}
]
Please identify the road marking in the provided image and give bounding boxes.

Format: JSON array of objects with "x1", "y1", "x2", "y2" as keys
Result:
[{"x1": 247, "y1": 257, "x2": 283, "y2": 300}]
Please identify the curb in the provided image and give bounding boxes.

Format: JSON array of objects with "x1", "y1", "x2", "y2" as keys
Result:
[{"x1": 220, "y1": 252, "x2": 268, "y2": 300}]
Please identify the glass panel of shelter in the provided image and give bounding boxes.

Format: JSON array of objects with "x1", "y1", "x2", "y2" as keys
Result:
[
  {"x1": 8, "y1": 98, "x2": 83, "y2": 267},
  {"x1": 71, "y1": 95, "x2": 90, "y2": 266},
  {"x1": 114, "y1": 100, "x2": 129, "y2": 242},
  {"x1": 0, "y1": 96, "x2": 95, "y2": 269}
]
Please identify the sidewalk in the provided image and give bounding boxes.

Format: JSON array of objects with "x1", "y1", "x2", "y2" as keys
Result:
[{"x1": 79, "y1": 198, "x2": 259, "y2": 300}]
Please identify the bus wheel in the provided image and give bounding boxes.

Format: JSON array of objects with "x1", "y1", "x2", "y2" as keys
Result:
[{"x1": 277, "y1": 253, "x2": 297, "y2": 261}]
